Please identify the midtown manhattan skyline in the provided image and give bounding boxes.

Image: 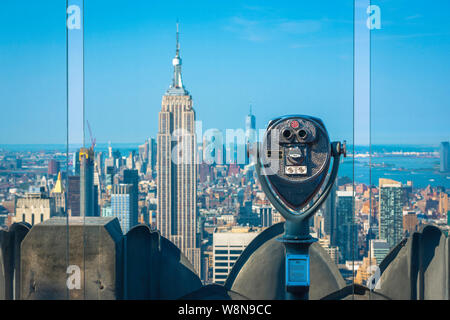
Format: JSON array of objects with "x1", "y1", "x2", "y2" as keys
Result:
[{"x1": 0, "y1": 1, "x2": 449, "y2": 304}]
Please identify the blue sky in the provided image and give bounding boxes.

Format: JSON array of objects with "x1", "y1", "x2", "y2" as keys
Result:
[{"x1": 0, "y1": 0, "x2": 449, "y2": 145}]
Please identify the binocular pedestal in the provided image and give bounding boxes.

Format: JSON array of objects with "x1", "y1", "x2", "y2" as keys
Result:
[{"x1": 278, "y1": 220, "x2": 317, "y2": 300}]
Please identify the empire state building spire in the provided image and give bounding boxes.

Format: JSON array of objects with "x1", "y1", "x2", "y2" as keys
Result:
[
  {"x1": 170, "y1": 22, "x2": 185, "y2": 91},
  {"x1": 166, "y1": 22, "x2": 188, "y2": 96}
]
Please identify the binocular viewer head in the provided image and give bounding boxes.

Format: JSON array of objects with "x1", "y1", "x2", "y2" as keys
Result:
[
  {"x1": 255, "y1": 115, "x2": 345, "y2": 298},
  {"x1": 259, "y1": 115, "x2": 332, "y2": 211}
]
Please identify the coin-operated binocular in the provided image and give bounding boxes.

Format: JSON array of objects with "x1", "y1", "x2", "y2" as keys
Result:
[{"x1": 254, "y1": 115, "x2": 346, "y2": 300}]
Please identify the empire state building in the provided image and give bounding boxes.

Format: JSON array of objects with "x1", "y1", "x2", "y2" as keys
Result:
[{"x1": 157, "y1": 24, "x2": 200, "y2": 274}]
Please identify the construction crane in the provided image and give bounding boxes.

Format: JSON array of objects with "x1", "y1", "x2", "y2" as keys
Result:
[
  {"x1": 86, "y1": 120, "x2": 105, "y2": 201},
  {"x1": 86, "y1": 120, "x2": 96, "y2": 151}
]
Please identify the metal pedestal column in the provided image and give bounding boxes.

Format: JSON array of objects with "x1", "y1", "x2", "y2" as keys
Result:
[{"x1": 278, "y1": 220, "x2": 317, "y2": 300}]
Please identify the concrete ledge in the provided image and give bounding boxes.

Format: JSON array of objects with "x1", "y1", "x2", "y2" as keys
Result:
[
  {"x1": 376, "y1": 225, "x2": 449, "y2": 300},
  {"x1": 0, "y1": 222, "x2": 31, "y2": 300},
  {"x1": 124, "y1": 224, "x2": 202, "y2": 299},
  {"x1": 20, "y1": 217, "x2": 123, "y2": 300}
]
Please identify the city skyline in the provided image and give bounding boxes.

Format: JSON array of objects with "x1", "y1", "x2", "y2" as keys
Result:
[
  {"x1": 1, "y1": 1, "x2": 449, "y2": 145},
  {"x1": 0, "y1": 0, "x2": 449, "y2": 303}
]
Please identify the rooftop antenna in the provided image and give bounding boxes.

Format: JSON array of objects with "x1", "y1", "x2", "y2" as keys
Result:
[{"x1": 176, "y1": 19, "x2": 180, "y2": 56}]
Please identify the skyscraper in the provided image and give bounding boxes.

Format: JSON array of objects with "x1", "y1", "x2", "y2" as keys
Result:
[
  {"x1": 139, "y1": 140, "x2": 149, "y2": 164},
  {"x1": 79, "y1": 147, "x2": 95, "y2": 217},
  {"x1": 105, "y1": 166, "x2": 115, "y2": 187},
  {"x1": 72, "y1": 151, "x2": 80, "y2": 176},
  {"x1": 335, "y1": 190, "x2": 355, "y2": 262},
  {"x1": 108, "y1": 142, "x2": 113, "y2": 158},
  {"x1": 378, "y1": 178, "x2": 403, "y2": 249},
  {"x1": 95, "y1": 152, "x2": 104, "y2": 177},
  {"x1": 440, "y1": 141, "x2": 449, "y2": 173},
  {"x1": 67, "y1": 175, "x2": 80, "y2": 217},
  {"x1": 245, "y1": 105, "x2": 256, "y2": 165},
  {"x1": 110, "y1": 184, "x2": 133, "y2": 234},
  {"x1": 157, "y1": 23, "x2": 200, "y2": 273},
  {"x1": 324, "y1": 181, "x2": 337, "y2": 244},
  {"x1": 126, "y1": 151, "x2": 135, "y2": 169},
  {"x1": 50, "y1": 172, "x2": 65, "y2": 215},
  {"x1": 123, "y1": 169, "x2": 139, "y2": 228},
  {"x1": 147, "y1": 137, "x2": 157, "y2": 177},
  {"x1": 47, "y1": 159, "x2": 60, "y2": 176}
]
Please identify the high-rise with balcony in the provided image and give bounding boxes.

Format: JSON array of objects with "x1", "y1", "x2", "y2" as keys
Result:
[
  {"x1": 378, "y1": 178, "x2": 404, "y2": 248},
  {"x1": 157, "y1": 23, "x2": 200, "y2": 274}
]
